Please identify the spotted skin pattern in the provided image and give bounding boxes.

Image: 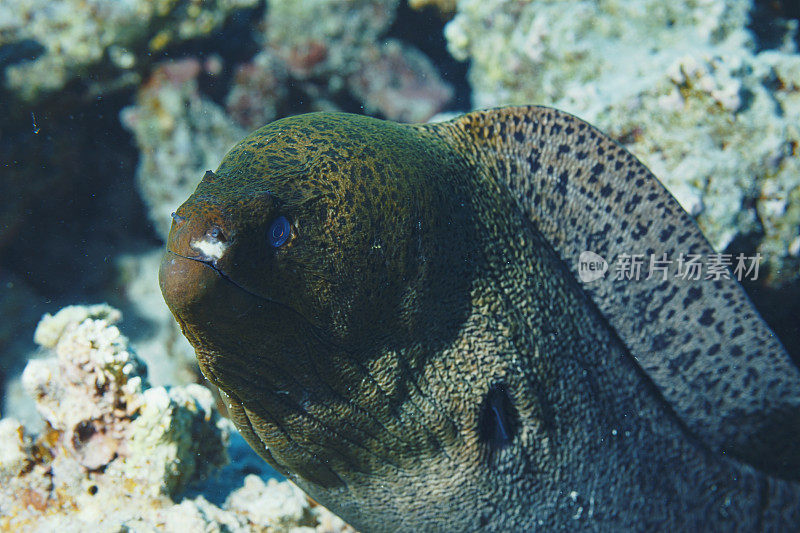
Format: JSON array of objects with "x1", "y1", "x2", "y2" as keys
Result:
[
  {"x1": 427, "y1": 106, "x2": 800, "y2": 480},
  {"x1": 159, "y1": 110, "x2": 800, "y2": 531}
]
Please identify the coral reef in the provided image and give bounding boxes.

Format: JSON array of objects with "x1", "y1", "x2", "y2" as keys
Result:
[
  {"x1": 3, "y1": 250, "x2": 198, "y2": 434},
  {"x1": 0, "y1": 0, "x2": 258, "y2": 101},
  {"x1": 348, "y1": 39, "x2": 453, "y2": 123},
  {"x1": 260, "y1": 0, "x2": 452, "y2": 121},
  {"x1": 226, "y1": 50, "x2": 291, "y2": 131},
  {"x1": 0, "y1": 305, "x2": 353, "y2": 531},
  {"x1": 445, "y1": 0, "x2": 800, "y2": 285},
  {"x1": 264, "y1": 0, "x2": 400, "y2": 85},
  {"x1": 225, "y1": 475, "x2": 354, "y2": 532},
  {"x1": 23, "y1": 304, "x2": 224, "y2": 493}
]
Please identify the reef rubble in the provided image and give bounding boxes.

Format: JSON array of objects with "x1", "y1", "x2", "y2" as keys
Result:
[
  {"x1": 0, "y1": 305, "x2": 354, "y2": 532},
  {"x1": 445, "y1": 0, "x2": 800, "y2": 285},
  {"x1": 0, "y1": 0, "x2": 260, "y2": 101}
]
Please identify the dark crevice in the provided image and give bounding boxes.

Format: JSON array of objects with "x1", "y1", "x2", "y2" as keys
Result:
[
  {"x1": 147, "y1": 4, "x2": 266, "y2": 107},
  {"x1": 0, "y1": 39, "x2": 45, "y2": 72},
  {"x1": 387, "y1": 2, "x2": 471, "y2": 111},
  {"x1": 0, "y1": 4, "x2": 268, "y2": 355},
  {"x1": 748, "y1": 0, "x2": 800, "y2": 52},
  {"x1": 726, "y1": 231, "x2": 800, "y2": 367},
  {"x1": 2, "y1": 85, "x2": 156, "y2": 300}
]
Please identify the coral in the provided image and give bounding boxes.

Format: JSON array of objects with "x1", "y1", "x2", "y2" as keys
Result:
[
  {"x1": 32, "y1": 304, "x2": 122, "y2": 349},
  {"x1": 348, "y1": 39, "x2": 454, "y2": 123},
  {"x1": 445, "y1": 0, "x2": 800, "y2": 285},
  {"x1": 264, "y1": 0, "x2": 400, "y2": 84},
  {"x1": 259, "y1": 0, "x2": 452, "y2": 122},
  {"x1": 115, "y1": 383, "x2": 228, "y2": 497},
  {"x1": 121, "y1": 58, "x2": 246, "y2": 240},
  {"x1": 0, "y1": 305, "x2": 353, "y2": 531},
  {"x1": 225, "y1": 475, "x2": 354, "y2": 531},
  {"x1": 0, "y1": 418, "x2": 30, "y2": 480},
  {"x1": 226, "y1": 475, "x2": 316, "y2": 527},
  {"x1": 3, "y1": 252, "x2": 197, "y2": 434},
  {"x1": 226, "y1": 51, "x2": 291, "y2": 131},
  {"x1": 22, "y1": 304, "x2": 221, "y2": 482},
  {"x1": 0, "y1": 0, "x2": 259, "y2": 101}
]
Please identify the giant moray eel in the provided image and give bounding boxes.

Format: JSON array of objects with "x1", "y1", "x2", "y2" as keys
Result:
[{"x1": 159, "y1": 107, "x2": 800, "y2": 530}]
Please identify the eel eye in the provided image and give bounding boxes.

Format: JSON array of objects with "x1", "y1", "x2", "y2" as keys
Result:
[{"x1": 268, "y1": 216, "x2": 291, "y2": 247}]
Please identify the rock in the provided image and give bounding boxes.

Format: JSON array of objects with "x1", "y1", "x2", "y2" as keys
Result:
[
  {"x1": 0, "y1": 0, "x2": 259, "y2": 101},
  {"x1": 0, "y1": 305, "x2": 354, "y2": 531},
  {"x1": 444, "y1": 0, "x2": 800, "y2": 285}
]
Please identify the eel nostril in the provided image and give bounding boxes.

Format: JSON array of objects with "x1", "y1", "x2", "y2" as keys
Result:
[
  {"x1": 171, "y1": 212, "x2": 187, "y2": 225},
  {"x1": 190, "y1": 225, "x2": 230, "y2": 262},
  {"x1": 208, "y1": 226, "x2": 226, "y2": 242}
]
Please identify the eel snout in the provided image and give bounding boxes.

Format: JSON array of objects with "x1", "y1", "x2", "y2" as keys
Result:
[
  {"x1": 158, "y1": 250, "x2": 220, "y2": 316},
  {"x1": 159, "y1": 206, "x2": 236, "y2": 319}
]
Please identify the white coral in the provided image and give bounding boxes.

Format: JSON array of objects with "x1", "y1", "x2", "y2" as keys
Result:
[
  {"x1": 0, "y1": 0, "x2": 259, "y2": 100},
  {"x1": 445, "y1": 0, "x2": 800, "y2": 284},
  {"x1": 0, "y1": 305, "x2": 353, "y2": 531}
]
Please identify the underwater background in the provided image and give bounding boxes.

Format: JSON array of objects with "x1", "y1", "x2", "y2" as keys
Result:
[{"x1": 1, "y1": 0, "x2": 799, "y2": 529}]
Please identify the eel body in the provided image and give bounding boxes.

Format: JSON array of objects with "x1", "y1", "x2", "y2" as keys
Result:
[{"x1": 159, "y1": 107, "x2": 800, "y2": 531}]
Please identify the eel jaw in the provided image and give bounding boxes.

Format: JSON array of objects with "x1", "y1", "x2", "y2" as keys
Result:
[
  {"x1": 158, "y1": 251, "x2": 344, "y2": 476},
  {"x1": 159, "y1": 250, "x2": 219, "y2": 317},
  {"x1": 158, "y1": 249, "x2": 268, "y2": 361}
]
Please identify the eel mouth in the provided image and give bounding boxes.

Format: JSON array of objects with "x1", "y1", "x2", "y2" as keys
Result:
[
  {"x1": 162, "y1": 248, "x2": 281, "y2": 305},
  {"x1": 159, "y1": 250, "x2": 356, "y2": 490},
  {"x1": 159, "y1": 249, "x2": 342, "y2": 354}
]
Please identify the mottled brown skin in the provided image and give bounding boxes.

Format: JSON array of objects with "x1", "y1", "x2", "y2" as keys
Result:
[{"x1": 160, "y1": 109, "x2": 800, "y2": 530}]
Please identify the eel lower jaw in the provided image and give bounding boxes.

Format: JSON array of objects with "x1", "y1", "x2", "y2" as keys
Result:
[
  {"x1": 159, "y1": 248, "x2": 283, "y2": 343},
  {"x1": 163, "y1": 249, "x2": 347, "y2": 354},
  {"x1": 162, "y1": 249, "x2": 316, "y2": 324},
  {"x1": 162, "y1": 249, "x2": 271, "y2": 302}
]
